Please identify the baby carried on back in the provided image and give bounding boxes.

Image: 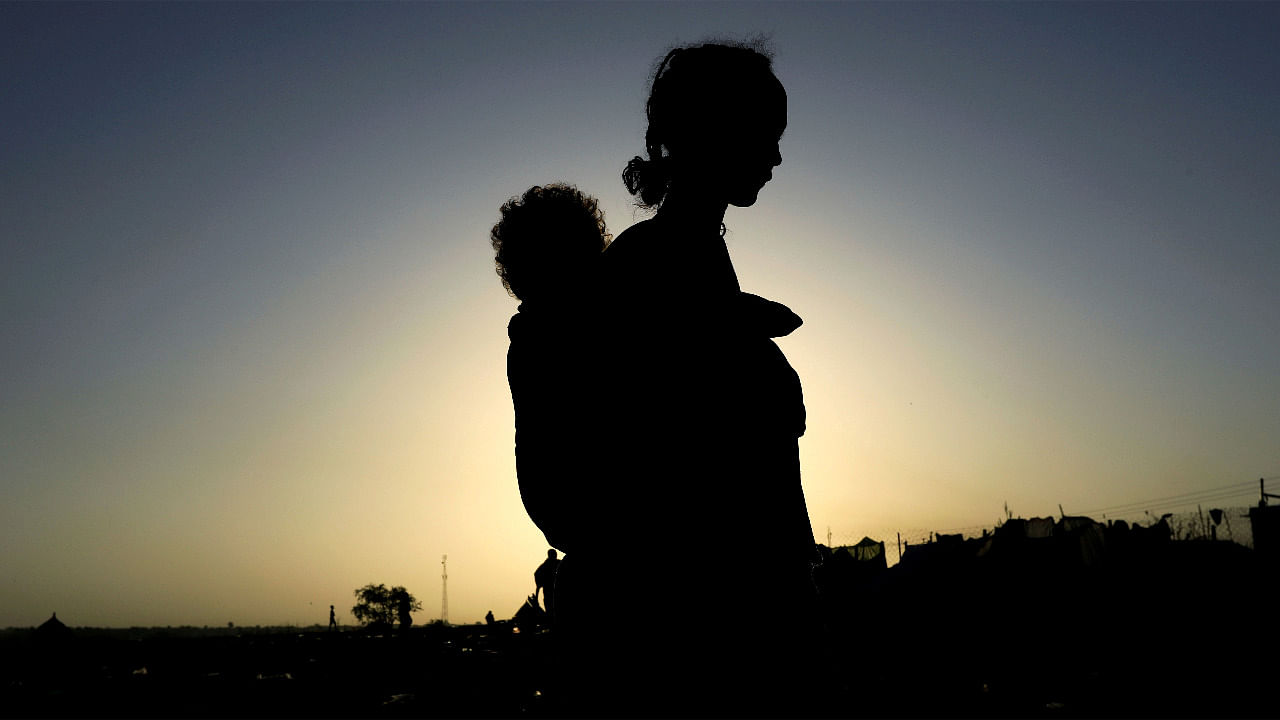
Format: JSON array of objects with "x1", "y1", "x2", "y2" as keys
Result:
[{"x1": 490, "y1": 182, "x2": 802, "y2": 555}]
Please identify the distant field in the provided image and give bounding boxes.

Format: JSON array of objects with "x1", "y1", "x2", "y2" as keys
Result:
[{"x1": 3, "y1": 623, "x2": 552, "y2": 718}]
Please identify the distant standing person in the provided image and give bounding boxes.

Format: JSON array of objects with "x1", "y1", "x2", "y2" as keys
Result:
[
  {"x1": 328, "y1": 605, "x2": 336, "y2": 631},
  {"x1": 534, "y1": 548, "x2": 560, "y2": 617},
  {"x1": 397, "y1": 595, "x2": 413, "y2": 631}
]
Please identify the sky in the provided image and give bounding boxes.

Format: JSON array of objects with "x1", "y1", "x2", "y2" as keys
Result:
[{"x1": 2, "y1": 1, "x2": 1278, "y2": 629}]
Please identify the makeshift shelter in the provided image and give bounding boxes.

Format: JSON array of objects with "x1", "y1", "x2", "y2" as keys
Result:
[{"x1": 841, "y1": 537, "x2": 887, "y2": 569}]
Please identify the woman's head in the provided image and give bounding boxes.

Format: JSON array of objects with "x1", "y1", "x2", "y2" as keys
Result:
[
  {"x1": 623, "y1": 41, "x2": 787, "y2": 209},
  {"x1": 491, "y1": 183, "x2": 611, "y2": 303}
]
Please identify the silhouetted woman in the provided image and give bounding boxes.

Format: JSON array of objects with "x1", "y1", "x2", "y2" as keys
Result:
[{"x1": 555, "y1": 42, "x2": 820, "y2": 716}]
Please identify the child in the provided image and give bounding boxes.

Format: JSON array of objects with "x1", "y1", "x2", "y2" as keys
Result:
[
  {"x1": 490, "y1": 183, "x2": 611, "y2": 307},
  {"x1": 492, "y1": 184, "x2": 610, "y2": 555}
]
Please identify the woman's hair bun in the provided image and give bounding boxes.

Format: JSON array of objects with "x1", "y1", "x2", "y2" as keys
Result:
[{"x1": 622, "y1": 155, "x2": 672, "y2": 208}]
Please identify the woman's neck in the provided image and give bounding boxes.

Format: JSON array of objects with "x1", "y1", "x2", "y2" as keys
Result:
[
  {"x1": 655, "y1": 182, "x2": 740, "y2": 294},
  {"x1": 657, "y1": 184, "x2": 727, "y2": 235}
]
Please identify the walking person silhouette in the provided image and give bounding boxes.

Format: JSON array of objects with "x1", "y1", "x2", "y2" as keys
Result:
[{"x1": 534, "y1": 548, "x2": 561, "y2": 618}]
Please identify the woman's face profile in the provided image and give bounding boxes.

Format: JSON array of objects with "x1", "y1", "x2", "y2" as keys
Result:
[
  {"x1": 724, "y1": 110, "x2": 785, "y2": 208},
  {"x1": 690, "y1": 73, "x2": 787, "y2": 209}
]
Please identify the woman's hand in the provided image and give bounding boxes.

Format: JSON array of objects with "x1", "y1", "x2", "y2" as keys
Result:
[{"x1": 736, "y1": 292, "x2": 803, "y2": 337}]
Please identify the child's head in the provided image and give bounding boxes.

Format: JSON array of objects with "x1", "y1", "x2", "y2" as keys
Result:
[{"x1": 491, "y1": 183, "x2": 611, "y2": 303}]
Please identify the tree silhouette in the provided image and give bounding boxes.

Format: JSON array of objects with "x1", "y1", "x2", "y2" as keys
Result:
[{"x1": 351, "y1": 584, "x2": 422, "y2": 629}]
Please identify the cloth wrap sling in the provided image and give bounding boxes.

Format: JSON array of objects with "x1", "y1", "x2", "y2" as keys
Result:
[{"x1": 506, "y1": 216, "x2": 821, "y2": 714}]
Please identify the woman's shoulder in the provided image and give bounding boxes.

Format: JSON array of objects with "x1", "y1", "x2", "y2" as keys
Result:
[
  {"x1": 604, "y1": 218, "x2": 664, "y2": 260},
  {"x1": 600, "y1": 218, "x2": 665, "y2": 286}
]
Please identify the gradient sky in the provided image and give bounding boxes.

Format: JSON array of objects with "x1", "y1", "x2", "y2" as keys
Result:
[{"x1": 3, "y1": 2, "x2": 1278, "y2": 628}]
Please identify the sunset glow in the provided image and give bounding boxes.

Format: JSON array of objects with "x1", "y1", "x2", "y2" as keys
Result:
[{"x1": 2, "y1": 2, "x2": 1277, "y2": 628}]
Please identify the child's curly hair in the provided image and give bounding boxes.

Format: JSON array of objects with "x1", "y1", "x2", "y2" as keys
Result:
[{"x1": 491, "y1": 183, "x2": 611, "y2": 301}]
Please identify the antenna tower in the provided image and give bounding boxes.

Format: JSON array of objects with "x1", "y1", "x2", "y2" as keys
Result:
[{"x1": 440, "y1": 554, "x2": 449, "y2": 625}]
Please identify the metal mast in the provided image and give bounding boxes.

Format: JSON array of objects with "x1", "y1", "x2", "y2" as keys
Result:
[{"x1": 440, "y1": 554, "x2": 449, "y2": 625}]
